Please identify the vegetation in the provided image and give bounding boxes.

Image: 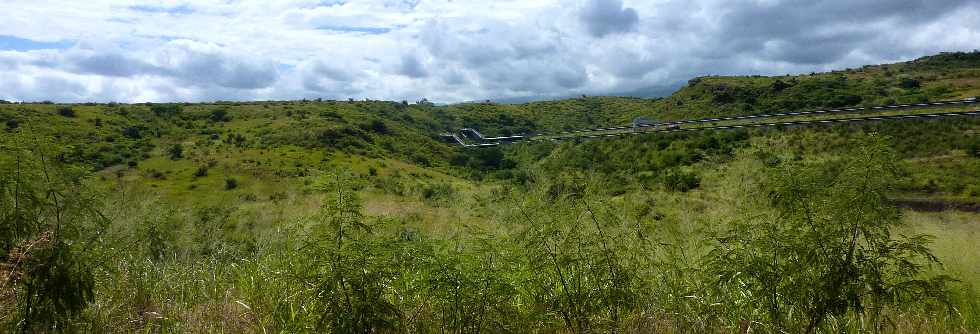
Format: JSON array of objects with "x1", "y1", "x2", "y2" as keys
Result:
[
  {"x1": 1, "y1": 133, "x2": 103, "y2": 332},
  {"x1": 0, "y1": 51, "x2": 978, "y2": 332},
  {"x1": 710, "y1": 135, "x2": 951, "y2": 332}
]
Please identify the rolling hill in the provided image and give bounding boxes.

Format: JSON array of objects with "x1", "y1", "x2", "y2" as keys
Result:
[{"x1": 1, "y1": 51, "x2": 979, "y2": 333}]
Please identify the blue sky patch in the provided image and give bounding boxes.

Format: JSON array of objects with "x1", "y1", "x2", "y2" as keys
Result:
[
  {"x1": 313, "y1": 0, "x2": 346, "y2": 6},
  {"x1": 317, "y1": 26, "x2": 392, "y2": 34},
  {"x1": 129, "y1": 4, "x2": 194, "y2": 15},
  {"x1": 0, "y1": 35, "x2": 73, "y2": 51}
]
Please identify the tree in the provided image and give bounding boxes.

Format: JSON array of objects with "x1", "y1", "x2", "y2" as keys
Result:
[
  {"x1": 0, "y1": 131, "x2": 103, "y2": 332},
  {"x1": 415, "y1": 98, "x2": 433, "y2": 106},
  {"x1": 709, "y1": 134, "x2": 951, "y2": 333}
]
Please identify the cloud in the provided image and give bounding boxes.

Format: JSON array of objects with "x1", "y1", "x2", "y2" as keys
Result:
[
  {"x1": 309, "y1": 59, "x2": 356, "y2": 82},
  {"x1": 158, "y1": 40, "x2": 280, "y2": 89},
  {"x1": 0, "y1": 0, "x2": 978, "y2": 103},
  {"x1": 69, "y1": 51, "x2": 157, "y2": 77},
  {"x1": 703, "y1": 0, "x2": 976, "y2": 65},
  {"x1": 60, "y1": 40, "x2": 280, "y2": 90},
  {"x1": 580, "y1": 0, "x2": 639, "y2": 37},
  {"x1": 300, "y1": 59, "x2": 365, "y2": 96},
  {"x1": 398, "y1": 53, "x2": 428, "y2": 78},
  {"x1": 317, "y1": 26, "x2": 391, "y2": 34},
  {"x1": 129, "y1": 4, "x2": 194, "y2": 15}
]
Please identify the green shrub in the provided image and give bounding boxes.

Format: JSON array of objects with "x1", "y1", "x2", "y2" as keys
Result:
[
  {"x1": 969, "y1": 140, "x2": 980, "y2": 158},
  {"x1": 300, "y1": 173, "x2": 403, "y2": 332},
  {"x1": 419, "y1": 182, "x2": 455, "y2": 204},
  {"x1": 899, "y1": 77, "x2": 922, "y2": 89},
  {"x1": 361, "y1": 119, "x2": 389, "y2": 134},
  {"x1": 0, "y1": 132, "x2": 103, "y2": 332},
  {"x1": 709, "y1": 134, "x2": 951, "y2": 332},
  {"x1": 121, "y1": 126, "x2": 142, "y2": 139},
  {"x1": 5, "y1": 118, "x2": 19, "y2": 130},
  {"x1": 150, "y1": 104, "x2": 182, "y2": 116},
  {"x1": 663, "y1": 169, "x2": 700, "y2": 192},
  {"x1": 57, "y1": 107, "x2": 75, "y2": 117},
  {"x1": 504, "y1": 181, "x2": 653, "y2": 332},
  {"x1": 167, "y1": 144, "x2": 183, "y2": 160},
  {"x1": 193, "y1": 165, "x2": 208, "y2": 178},
  {"x1": 209, "y1": 108, "x2": 230, "y2": 122}
]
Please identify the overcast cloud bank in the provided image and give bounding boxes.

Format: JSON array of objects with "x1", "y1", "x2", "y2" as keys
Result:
[{"x1": 0, "y1": 0, "x2": 978, "y2": 103}]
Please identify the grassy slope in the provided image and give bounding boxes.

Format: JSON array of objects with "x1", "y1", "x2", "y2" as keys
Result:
[
  {"x1": 0, "y1": 52, "x2": 976, "y2": 229},
  {"x1": 0, "y1": 52, "x2": 975, "y2": 212}
]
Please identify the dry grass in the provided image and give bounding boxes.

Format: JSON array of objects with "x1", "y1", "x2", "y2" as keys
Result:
[
  {"x1": 0, "y1": 231, "x2": 54, "y2": 321},
  {"x1": 902, "y1": 211, "x2": 980, "y2": 288}
]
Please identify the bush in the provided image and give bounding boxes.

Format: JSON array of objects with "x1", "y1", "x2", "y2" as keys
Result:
[
  {"x1": 709, "y1": 134, "x2": 951, "y2": 332},
  {"x1": 968, "y1": 140, "x2": 980, "y2": 158},
  {"x1": 147, "y1": 169, "x2": 165, "y2": 179},
  {"x1": 209, "y1": 108, "x2": 231, "y2": 122},
  {"x1": 770, "y1": 79, "x2": 791, "y2": 92},
  {"x1": 363, "y1": 119, "x2": 389, "y2": 134},
  {"x1": 57, "y1": 107, "x2": 75, "y2": 117},
  {"x1": 150, "y1": 104, "x2": 182, "y2": 116},
  {"x1": 504, "y1": 182, "x2": 651, "y2": 333},
  {"x1": 121, "y1": 126, "x2": 142, "y2": 139},
  {"x1": 193, "y1": 165, "x2": 208, "y2": 178},
  {"x1": 663, "y1": 169, "x2": 700, "y2": 192},
  {"x1": 451, "y1": 147, "x2": 515, "y2": 172},
  {"x1": 0, "y1": 133, "x2": 103, "y2": 332},
  {"x1": 224, "y1": 178, "x2": 238, "y2": 190},
  {"x1": 167, "y1": 144, "x2": 183, "y2": 160},
  {"x1": 899, "y1": 77, "x2": 921, "y2": 89},
  {"x1": 420, "y1": 182, "x2": 455, "y2": 204},
  {"x1": 300, "y1": 173, "x2": 402, "y2": 332}
]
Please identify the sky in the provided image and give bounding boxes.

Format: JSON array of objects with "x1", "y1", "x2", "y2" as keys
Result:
[{"x1": 0, "y1": 0, "x2": 978, "y2": 103}]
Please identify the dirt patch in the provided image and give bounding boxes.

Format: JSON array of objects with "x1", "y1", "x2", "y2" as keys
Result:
[{"x1": 893, "y1": 199, "x2": 980, "y2": 212}]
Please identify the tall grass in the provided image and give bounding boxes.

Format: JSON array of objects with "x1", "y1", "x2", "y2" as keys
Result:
[{"x1": 3, "y1": 133, "x2": 978, "y2": 333}]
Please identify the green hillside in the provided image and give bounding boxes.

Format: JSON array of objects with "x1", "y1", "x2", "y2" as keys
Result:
[{"x1": 2, "y1": 51, "x2": 980, "y2": 333}]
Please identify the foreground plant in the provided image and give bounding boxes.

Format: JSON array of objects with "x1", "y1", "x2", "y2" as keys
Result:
[
  {"x1": 0, "y1": 131, "x2": 105, "y2": 332},
  {"x1": 710, "y1": 134, "x2": 953, "y2": 333},
  {"x1": 300, "y1": 172, "x2": 403, "y2": 332}
]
